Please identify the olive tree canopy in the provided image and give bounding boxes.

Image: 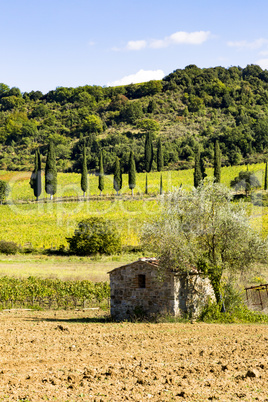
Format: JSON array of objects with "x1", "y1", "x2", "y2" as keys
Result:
[{"x1": 142, "y1": 181, "x2": 267, "y2": 302}]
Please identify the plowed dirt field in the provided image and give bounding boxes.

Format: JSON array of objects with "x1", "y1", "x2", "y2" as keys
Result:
[{"x1": 0, "y1": 310, "x2": 267, "y2": 401}]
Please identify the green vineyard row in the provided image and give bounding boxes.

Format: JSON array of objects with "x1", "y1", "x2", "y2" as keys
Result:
[{"x1": 0, "y1": 276, "x2": 110, "y2": 310}]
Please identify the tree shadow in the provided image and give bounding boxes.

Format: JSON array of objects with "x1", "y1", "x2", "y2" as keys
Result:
[{"x1": 27, "y1": 314, "x2": 112, "y2": 324}]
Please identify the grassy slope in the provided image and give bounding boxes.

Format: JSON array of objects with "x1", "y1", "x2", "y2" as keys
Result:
[
  {"x1": 0, "y1": 163, "x2": 267, "y2": 248},
  {"x1": 0, "y1": 164, "x2": 267, "y2": 282},
  {"x1": 0, "y1": 162, "x2": 266, "y2": 200}
]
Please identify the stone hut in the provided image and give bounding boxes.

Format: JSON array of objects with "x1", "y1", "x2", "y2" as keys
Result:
[{"x1": 109, "y1": 258, "x2": 216, "y2": 321}]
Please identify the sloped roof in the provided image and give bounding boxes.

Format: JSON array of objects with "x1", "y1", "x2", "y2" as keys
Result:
[
  {"x1": 108, "y1": 258, "x2": 159, "y2": 274},
  {"x1": 108, "y1": 258, "x2": 200, "y2": 275}
]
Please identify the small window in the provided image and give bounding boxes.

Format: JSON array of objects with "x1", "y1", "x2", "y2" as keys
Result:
[{"x1": 138, "y1": 274, "x2": 146, "y2": 288}]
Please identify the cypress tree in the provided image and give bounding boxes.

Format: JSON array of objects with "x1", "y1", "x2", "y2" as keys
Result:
[
  {"x1": 30, "y1": 148, "x2": 42, "y2": 201},
  {"x1": 160, "y1": 174, "x2": 163, "y2": 195},
  {"x1": 200, "y1": 152, "x2": 207, "y2": 180},
  {"x1": 113, "y1": 156, "x2": 122, "y2": 195},
  {"x1": 145, "y1": 174, "x2": 148, "y2": 195},
  {"x1": 128, "y1": 151, "x2": 136, "y2": 197},
  {"x1": 98, "y1": 150, "x2": 104, "y2": 196},
  {"x1": 157, "y1": 138, "x2": 163, "y2": 172},
  {"x1": 45, "y1": 141, "x2": 57, "y2": 200},
  {"x1": 265, "y1": 161, "x2": 268, "y2": 191},
  {"x1": 81, "y1": 145, "x2": 88, "y2": 197},
  {"x1": 194, "y1": 148, "x2": 202, "y2": 188},
  {"x1": 145, "y1": 132, "x2": 153, "y2": 172},
  {"x1": 214, "y1": 140, "x2": 221, "y2": 183}
]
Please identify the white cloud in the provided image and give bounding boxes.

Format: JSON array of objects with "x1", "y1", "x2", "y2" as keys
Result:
[
  {"x1": 107, "y1": 69, "x2": 165, "y2": 87},
  {"x1": 150, "y1": 31, "x2": 211, "y2": 49},
  {"x1": 227, "y1": 38, "x2": 268, "y2": 50},
  {"x1": 169, "y1": 31, "x2": 211, "y2": 45},
  {"x1": 126, "y1": 40, "x2": 147, "y2": 51},
  {"x1": 256, "y1": 58, "x2": 268, "y2": 70},
  {"x1": 114, "y1": 30, "x2": 211, "y2": 51}
]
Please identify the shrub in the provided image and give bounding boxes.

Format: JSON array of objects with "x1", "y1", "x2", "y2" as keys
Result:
[
  {"x1": 67, "y1": 217, "x2": 121, "y2": 256},
  {"x1": 199, "y1": 280, "x2": 268, "y2": 323},
  {"x1": 0, "y1": 240, "x2": 19, "y2": 255}
]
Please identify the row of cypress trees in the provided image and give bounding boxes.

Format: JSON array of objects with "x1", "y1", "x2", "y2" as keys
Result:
[
  {"x1": 32, "y1": 139, "x2": 267, "y2": 199},
  {"x1": 96, "y1": 149, "x2": 136, "y2": 197},
  {"x1": 29, "y1": 142, "x2": 138, "y2": 200},
  {"x1": 77, "y1": 145, "x2": 137, "y2": 198},
  {"x1": 30, "y1": 137, "x2": 164, "y2": 200}
]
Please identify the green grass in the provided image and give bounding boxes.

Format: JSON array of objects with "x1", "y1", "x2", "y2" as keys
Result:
[
  {"x1": 0, "y1": 162, "x2": 266, "y2": 201},
  {"x1": 0, "y1": 253, "x2": 142, "y2": 281},
  {"x1": 0, "y1": 164, "x2": 267, "y2": 249},
  {"x1": 0, "y1": 164, "x2": 267, "y2": 282}
]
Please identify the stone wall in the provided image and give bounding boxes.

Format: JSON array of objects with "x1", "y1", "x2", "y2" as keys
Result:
[
  {"x1": 174, "y1": 273, "x2": 216, "y2": 318},
  {"x1": 109, "y1": 259, "x2": 216, "y2": 321},
  {"x1": 109, "y1": 260, "x2": 174, "y2": 321}
]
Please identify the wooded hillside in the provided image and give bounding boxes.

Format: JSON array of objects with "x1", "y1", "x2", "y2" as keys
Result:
[{"x1": 1, "y1": 64, "x2": 268, "y2": 173}]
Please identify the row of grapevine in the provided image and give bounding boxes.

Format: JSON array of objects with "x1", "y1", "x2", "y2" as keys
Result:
[{"x1": 0, "y1": 276, "x2": 110, "y2": 310}]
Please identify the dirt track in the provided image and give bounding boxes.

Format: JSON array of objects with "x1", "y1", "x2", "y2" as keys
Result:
[{"x1": 0, "y1": 310, "x2": 267, "y2": 401}]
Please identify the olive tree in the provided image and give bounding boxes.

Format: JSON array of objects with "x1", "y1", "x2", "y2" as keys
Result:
[
  {"x1": 142, "y1": 180, "x2": 267, "y2": 303},
  {"x1": 230, "y1": 170, "x2": 261, "y2": 196}
]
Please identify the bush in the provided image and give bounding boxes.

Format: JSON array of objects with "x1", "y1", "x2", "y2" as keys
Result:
[
  {"x1": 67, "y1": 217, "x2": 121, "y2": 256},
  {"x1": 0, "y1": 240, "x2": 19, "y2": 255},
  {"x1": 199, "y1": 280, "x2": 268, "y2": 323}
]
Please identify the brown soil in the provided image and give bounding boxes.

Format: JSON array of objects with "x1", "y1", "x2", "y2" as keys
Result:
[{"x1": 0, "y1": 310, "x2": 267, "y2": 402}]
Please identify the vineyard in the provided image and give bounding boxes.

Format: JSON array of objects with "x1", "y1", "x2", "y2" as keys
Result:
[
  {"x1": 0, "y1": 163, "x2": 266, "y2": 201},
  {"x1": 0, "y1": 164, "x2": 268, "y2": 249},
  {"x1": 0, "y1": 276, "x2": 110, "y2": 310}
]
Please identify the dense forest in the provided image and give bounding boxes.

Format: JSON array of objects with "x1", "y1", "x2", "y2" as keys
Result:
[{"x1": 1, "y1": 64, "x2": 268, "y2": 174}]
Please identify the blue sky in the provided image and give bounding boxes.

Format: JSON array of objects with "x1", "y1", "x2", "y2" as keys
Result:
[{"x1": 1, "y1": 0, "x2": 268, "y2": 93}]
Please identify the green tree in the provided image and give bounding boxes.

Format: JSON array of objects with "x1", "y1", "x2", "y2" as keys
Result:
[
  {"x1": 214, "y1": 140, "x2": 221, "y2": 183},
  {"x1": 160, "y1": 174, "x2": 163, "y2": 195},
  {"x1": 264, "y1": 161, "x2": 268, "y2": 191},
  {"x1": 121, "y1": 101, "x2": 143, "y2": 124},
  {"x1": 0, "y1": 180, "x2": 10, "y2": 204},
  {"x1": 67, "y1": 217, "x2": 121, "y2": 256},
  {"x1": 81, "y1": 145, "x2": 88, "y2": 197},
  {"x1": 194, "y1": 148, "x2": 202, "y2": 188},
  {"x1": 98, "y1": 150, "x2": 104, "y2": 196},
  {"x1": 145, "y1": 132, "x2": 153, "y2": 172},
  {"x1": 142, "y1": 181, "x2": 268, "y2": 304},
  {"x1": 157, "y1": 138, "x2": 164, "y2": 172},
  {"x1": 113, "y1": 156, "x2": 122, "y2": 195},
  {"x1": 45, "y1": 141, "x2": 57, "y2": 200},
  {"x1": 145, "y1": 174, "x2": 148, "y2": 195},
  {"x1": 128, "y1": 151, "x2": 136, "y2": 197},
  {"x1": 137, "y1": 118, "x2": 159, "y2": 133},
  {"x1": 230, "y1": 171, "x2": 261, "y2": 196},
  {"x1": 147, "y1": 99, "x2": 157, "y2": 113},
  {"x1": 82, "y1": 115, "x2": 103, "y2": 134},
  {"x1": 30, "y1": 149, "x2": 42, "y2": 201},
  {"x1": 200, "y1": 152, "x2": 207, "y2": 180}
]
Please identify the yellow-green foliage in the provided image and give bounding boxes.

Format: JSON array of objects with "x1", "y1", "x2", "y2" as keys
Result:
[
  {"x1": 0, "y1": 200, "x2": 161, "y2": 249},
  {"x1": 0, "y1": 163, "x2": 266, "y2": 200},
  {"x1": 0, "y1": 163, "x2": 267, "y2": 249}
]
